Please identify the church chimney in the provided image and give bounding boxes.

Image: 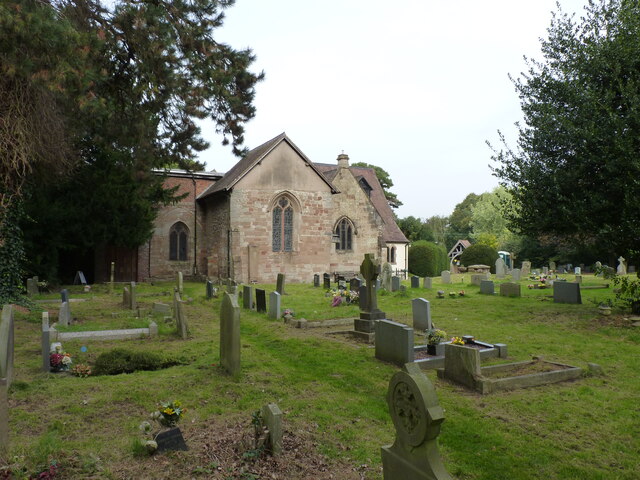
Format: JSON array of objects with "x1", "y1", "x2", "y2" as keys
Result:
[{"x1": 337, "y1": 152, "x2": 349, "y2": 169}]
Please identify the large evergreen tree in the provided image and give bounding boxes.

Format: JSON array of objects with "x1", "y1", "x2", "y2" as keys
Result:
[{"x1": 491, "y1": 0, "x2": 640, "y2": 258}]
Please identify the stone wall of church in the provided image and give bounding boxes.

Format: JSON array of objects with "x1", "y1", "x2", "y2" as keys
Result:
[{"x1": 201, "y1": 193, "x2": 230, "y2": 280}]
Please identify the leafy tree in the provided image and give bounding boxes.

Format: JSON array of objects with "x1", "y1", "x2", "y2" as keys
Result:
[
  {"x1": 470, "y1": 187, "x2": 521, "y2": 252},
  {"x1": 409, "y1": 240, "x2": 448, "y2": 277},
  {"x1": 352, "y1": 162, "x2": 402, "y2": 208},
  {"x1": 424, "y1": 215, "x2": 449, "y2": 247},
  {"x1": 445, "y1": 193, "x2": 480, "y2": 249},
  {"x1": 459, "y1": 244, "x2": 499, "y2": 273},
  {"x1": 491, "y1": 0, "x2": 640, "y2": 258},
  {"x1": 397, "y1": 216, "x2": 433, "y2": 243}
]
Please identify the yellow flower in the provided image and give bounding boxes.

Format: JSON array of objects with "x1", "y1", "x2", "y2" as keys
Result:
[{"x1": 163, "y1": 408, "x2": 174, "y2": 415}]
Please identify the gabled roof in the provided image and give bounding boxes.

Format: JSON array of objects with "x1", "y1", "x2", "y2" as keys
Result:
[
  {"x1": 448, "y1": 239, "x2": 472, "y2": 258},
  {"x1": 314, "y1": 163, "x2": 409, "y2": 244},
  {"x1": 198, "y1": 133, "x2": 338, "y2": 200}
]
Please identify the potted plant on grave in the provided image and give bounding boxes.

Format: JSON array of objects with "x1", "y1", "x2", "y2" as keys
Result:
[
  {"x1": 142, "y1": 400, "x2": 188, "y2": 454},
  {"x1": 425, "y1": 328, "x2": 447, "y2": 355}
]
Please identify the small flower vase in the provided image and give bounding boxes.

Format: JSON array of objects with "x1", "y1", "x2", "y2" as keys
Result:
[
  {"x1": 283, "y1": 313, "x2": 293, "y2": 323},
  {"x1": 598, "y1": 305, "x2": 612, "y2": 316}
]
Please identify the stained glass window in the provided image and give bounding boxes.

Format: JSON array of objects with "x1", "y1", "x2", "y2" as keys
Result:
[
  {"x1": 169, "y1": 222, "x2": 189, "y2": 261},
  {"x1": 335, "y1": 218, "x2": 353, "y2": 251},
  {"x1": 273, "y1": 196, "x2": 293, "y2": 252}
]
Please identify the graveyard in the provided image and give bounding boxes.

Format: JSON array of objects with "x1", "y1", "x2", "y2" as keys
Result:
[{"x1": 1, "y1": 271, "x2": 639, "y2": 479}]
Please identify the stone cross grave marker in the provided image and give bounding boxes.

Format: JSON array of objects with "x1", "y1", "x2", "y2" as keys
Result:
[
  {"x1": 441, "y1": 271, "x2": 451, "y2": 284},
  {"x1": 375, "y1": 320, "x2": 415, "y2": 367},
  {"x1": 617, "y1": 257, "x2": 627, "y2": 275},
  {"x1": 412, "y1": 298, "x2": 431, "y2": 332},
  {"x1": 359, "y1": 285, "x2": 368, "y2": 311},
  {"x1": 0, "y1": 306, "x2": 14, "y2": 388},
  {"x1": 276, "y1": 273, "x2": 286, "y2": 295},
  {"x1": 495, "y1": 258, "x2": 506, "y2": 278},
  {"x1": 381, "y1": 262, "x2": 393, "y2": 290},
  {"x1": 261, "y1": 403, "x2": 283, "y2": 455},
  {"x1": 220, "y1": 292, "x2": 240, "y2": 376},
  {"x1": 58, "y1": 301, "x2": 71, "y2": 327},
  {"x1": 269, "y1": 291, "x2": 281, "y2": 319},
  {"x1": 242, "y1": 285, "x2": 254, "y2": 310},
  {"x1": 423, "y1": 277, "x2": 432, "y2": 289},
  {"x1": 177, "y1": 271, "x2": 184, "y2": 295},
  {"x1": 255, "y1": 289, "x2": 267, "y2": 313},
  {"x1": 381, "y1": 363, "x2": 452, "y2": 480},
  {"x1": 411, "y1": 276, "x2": 420, "y2": 288},
  {"x1": 41, "y1": 312, "x2": 50, "y2": 372},
  {"x1": 391, "y1": 276, "x2": 400, "y2": 292},
  {"x1": 360, "y1": 254, "x2": 385, "y2": 321}
]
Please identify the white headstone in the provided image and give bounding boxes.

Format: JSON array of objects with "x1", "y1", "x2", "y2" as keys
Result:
[
  {"x1": 495, "y1": 258, "x2": 506, "y2": 278},
  {"x1": 411, "y1": 298, "x2": 432, "y2": 332},
  {"x1": 441, "y1": 271, "x2": 451, "y2": 284}
]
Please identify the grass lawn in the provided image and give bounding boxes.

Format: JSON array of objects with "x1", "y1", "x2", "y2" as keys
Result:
[{"x1": 2, "y1": 273, "x2": 639, "y2": 479}]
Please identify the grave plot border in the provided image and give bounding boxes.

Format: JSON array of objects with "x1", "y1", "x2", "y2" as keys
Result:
[
  {"x1": 413, "y1": 338, "x2": 508, "y2": 370},
  {"x1": 48, "y1": 325, "x2": 158, "y2": 342}
]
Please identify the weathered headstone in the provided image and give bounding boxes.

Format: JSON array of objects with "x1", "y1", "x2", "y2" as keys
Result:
[
  {"x1": 381, "y1": 363, "x2": 452, "y2": 480},
  {"x1": 26, "y1": 278, "x2": 38, "y2": 296},
  {"x1": 175, "y1": 295, "x2": 189, "y2": 339},
  {"x1": 391, "y1": 276, "x2": 400, "y2": 292},
  {"x1": 323, "y1": 273, "x2": 331, "y2": 290},
  {"x1": 617, "y1": 256, "x2": 627, "y2": 275},
  {"x1": 553, "y1": 282, "x2": 582, "y2": 304},
  {"x1": 521, "y1": 261, "x2": 531, "y2": 277},
  {"x1": 441, "y1": 343, "x2": 482, "y2": 390},
  {"x1": 0, "y1": 306, "x2": 14, "y2": 387},
  {"x1": 574, "y1": 266, "x2": 581, "y2": 275},
  {"x1": 109, "y1": 261, "x2": 115, "y2": 294},
  {"x1": 410, "y1": 276, "x2": 420, "y2": 288},
  {"x1": 549, "y1": 261, "x2": 557, "y2": 272},
  {"x1": 499, "y1": 283, "x2": 521, "y2": 298},
  {"x1": 470, "y1": 274, "x2": 485, "y2": 286},
  {"x1": 479, "y1": 280, "x2": 495, "y2": 295},
  {"x1": 58, "y1": 301, "x2": 71, "y2": 327},
  {"x1": 130, "y1": 281, "x2": 137, "y2": 309},
  {"x1": 122, "y1": 286, "x2": 130, "y2": 308},
  {"x1": 268, "y1": 292, "x2": 281, "y2": 319},
  {"x1": 220, "y1": 292, "x2": 240, "y2": 375},
  {"x1": 206, "y1": 280, "x2": 214, "y2": 299},
  {"x1": 495, "y1": 258, "x2": 506, "y2": 278},
  {"x1": 594, "y1": 261, "x2": 602, "y2": 275},
  {"x1": 338, "y1": 279, "x2": 347, "y2": 291},
  {"x1": 375, "y1": 320, "x2": 415, "y2": 367},
  {"x1": 441, "y1": 271, "x2": 451, "y2": 284},
  {"x1": 276, "y1": 273, "x2": 286, "y2": 295},
  {"x1": 511, "y1": 268, "x2": 521, "y2": 282},
  {"x1": 261, "y1": 403, "x2": 283, "y2": 455},
  {"x1": 156, "y1": 427, "x2": 189, "y2": 453},
  {"x1": 412, "y1": 298, "x2": 431, "y2": 332},
  {"x1": 423, "y1": 277, "x2": 432, "y2": 289},
  {"x1": 255, "y1": 289, "x2": 267, "y2": 313},
  {"x1": 313, "y1": 274, "x2": 320, "y2": 287},
  {"x1": 542, "y1": 266, "x2": 549, "y2": 275},
  {"x1": 227, "y1": 284, "x2": 238, "y2": 296},
  {"x1": 152, "y1": 302, "x2": 170, "y2": 315},
  {"x1": 381, "y1": 262, "x2": 393, "y2": 290},
  {"x1": 575, "y1": 275, "x2": 583, "y2": 284},
  {"x1": 73, "y1": 271, "x2": 87, "y2": 285},
  {"x1": 41, "y1": 312, "x2": 50, "y2": 372},
  {"x1": 350, "y1": 277, "x2": 361, "y2": 291},
  {"x1": 177, "y1": 271, "x2": 184, "y2": 295},
  {"x1": 242, "y1": 285, "x2": 254, "y2": 310},
  {"x1": 60, "y1": 289, "x2": 69, "y2": 303}
]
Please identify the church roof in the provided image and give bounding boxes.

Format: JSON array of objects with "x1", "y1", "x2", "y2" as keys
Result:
[
  {"x1": 198, "y1": 133, "x2": 338, "y2": 199},
  {"x1": 314, "y1": 163, "x2": 409, "y2": 245}
]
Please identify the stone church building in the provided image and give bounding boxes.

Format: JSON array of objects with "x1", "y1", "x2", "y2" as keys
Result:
[{"x1": 96, "y1": 133, "x2": 408, "y2": 283}]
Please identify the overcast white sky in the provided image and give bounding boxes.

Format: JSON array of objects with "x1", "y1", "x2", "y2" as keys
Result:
[{"x1": 197, "y1": 0, "x2": 590, "y2": 219}]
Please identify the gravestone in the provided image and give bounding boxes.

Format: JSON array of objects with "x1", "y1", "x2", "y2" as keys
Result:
[
  {"x1": 338, "y1": 279, "x2": 347, "y2": 291},
  {"x1": 381, "y1": 262, "x2": 393, "y2": 290},
  {"x1": 521, "y1": 261, "x2": 531, "y2": 277},
  {"x1": 156, "y1": 427, "x2": 189, "y2": 453},
  {"x1": 227, "y1": 283, "x2": 238, "y2": 296},
  {"x1": 617, "y1": 256, "x2": 627, "y2": 275},
  {"x1": 542, "y1": 266, "x2": 549, "y2": 275},
  {"x1": 470, "y1": 274, "x2": 485, "y2": 286},
  {"x1": 381, "y1": 363, "x2": 452, "y2": 480},
  {"x1": 495, "y1": 258, "x2": 506, "y2": 278},
  {"x1": 152, "y1": 302, "x2": 170, "y2": 315},
  {"x1": 411, "y1": 276, "x2": 420, "y2": 288},
  {"x1": 261, "y1": 403, "x2": 283, "y2": 455},
  {"x1": 511, "y1": 268, "x2": 521, "y2": 282},
  {"x1": 575, "y1": 275, "x2": 583, "y2": 284},
  {"x1": 350, "y1": 277, "x2": 361, "y2": 291},
  {"x1": 58, "y1": 301, "x2": 71, "y2": 327},
  {"x1": 323, "y1": 273, "x2": 331, "y2": 290},
  {"x1": 60, "y1": 289, "x2": 69, "y2": 303},
  {"x1": 220, "y1": 292, "x2": 241, "y2": 375},
  {"x1": 0, "y1": 306, "x2": 14, "y2": 387},
  {"x1": 499, "y1": 283, "x2": 521, "y2": 298},
  {"x1": 41, "y1": 312, "x2": 50, "y2": 372},
  {"x1": 269, "y1": 292, "x2": 281, "y2": 319},
  {"x1": 441, "y1": 344, "x2": 482, "y2": 390},
  {"x1": 375, "y1": 320, "x2": 415, "y2": 367},
  {"x1": 175, "y1": 294, "x2": 189, "y2": 339},
  {"x1": 594, "y1": 261, "x2": 602, "y2": 276},
  {"x1": 358, "y1": 285, "x2": 368, "y2": 310},
  {"x1": 549, "y1": 261, "x2": 557, "y2": 271},
  {"x1": 130, "y1": 282, "x2": 137, "y2": 309},
  {"x1": 554, "y1": 282, "x2": 582, "y2": 304},
  {"x1": 412, "y1": 298, "x2": 432, "y2": 332},
  {"x1": 109, "y1": 261, "x2": 115, "y2": 294},
  {"x1": 122, "y1": 287, "x2": 130, "y2": 308},
  {"x1": 479, "y1": 280, "x2": 495, "y2": 295},
  {"x1": 313, "y1": 274, "x2": 320, "y2": 287},
  {"x1": 73, "y1": 271, "x2": 87, "y2": 285},
  {"x1": 255, "y1": 289, "x2": 267, "y2": 313},
  {"x1": 26, "y1": 278, "x2": 38, "y2": 296},
  {"x1": 391, "y1": 276, "x2": 400, "y2": 292},
  {"x1": 276, "y1": 273, "x2": 286, "y2": 295},
  {"x1": 177, "y1": 272, "x2": 184, "y2": 295},
  {"x1": 242, "y1": 285, "x2": 254, "y2": 310},
  {"x1": 574, "y1": 266, "x2": 581, "y2": 275},
  {"x1": 423, "y1": 277, "x2": 432, "y2": 289},
  {"x1": 441, "y1": 271, "x2": 451, "y2": 284},
  {"x1": 206, "y1": 280, "x2": 214, "y2": 299}
]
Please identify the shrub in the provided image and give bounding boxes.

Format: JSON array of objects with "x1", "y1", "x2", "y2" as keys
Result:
[
  {"x1": 93, "y1": 348, "x2": 181, "y2": 376},
  {"x1": 409, "y1": 241, "x2": 448, "y2": 277},
  {"x1": 459, "y1": 244, "x2": 499, "y2": 273}
]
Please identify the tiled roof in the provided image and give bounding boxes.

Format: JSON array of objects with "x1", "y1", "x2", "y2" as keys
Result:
[
  {"x1": 198, "y1": 133, "x2": 338, "y2": 200},
  {"x1": 314, "y1": 163, "x2": 409, "y2": 244}
]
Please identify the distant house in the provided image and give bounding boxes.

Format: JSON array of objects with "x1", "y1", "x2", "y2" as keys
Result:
[{"x1": 95, "y1": 133, "x2": 408, "y2": 283}]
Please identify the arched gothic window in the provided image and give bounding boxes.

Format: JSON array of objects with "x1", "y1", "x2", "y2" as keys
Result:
[
  {"x1": 272, "y1": 196, "x2": 293, "y2": 252},
  {"x1": 390, "y1": 246, "x2": 396, "y2": 264},
  {"x1": 335, "y1": 218, "x2": 353, "y2": 251},
  {"x1": 169, "y1": 222, "x2": 189, "y2": 261}
]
